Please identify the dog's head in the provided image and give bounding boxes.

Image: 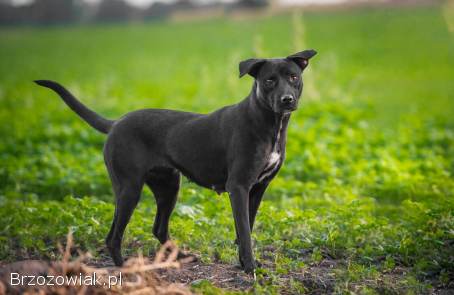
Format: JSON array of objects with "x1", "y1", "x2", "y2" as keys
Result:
[{"x1": 239, "y1": 49, "x2": 317, "y2": 114}]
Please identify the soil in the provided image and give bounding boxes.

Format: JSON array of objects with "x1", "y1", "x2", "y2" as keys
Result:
[
  {"x1": 3, "y1": 252, "x2": 454, "y2": 294},
  {"x1": 89, "y1": 253, "x2": 342, "y2": 294}
]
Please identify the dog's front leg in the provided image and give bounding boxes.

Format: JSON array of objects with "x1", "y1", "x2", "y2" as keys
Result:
[{"x1": 226, "y1": 182, "x2": 255, "y2": 274}]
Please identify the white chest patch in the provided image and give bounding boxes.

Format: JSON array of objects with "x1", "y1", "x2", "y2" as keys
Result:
[
  {"x1": 257, "y1": 113, "x2": 288, "y2": 182},
  {"x1": 258, "y1": 151, "x2": 281, "y2": 182},
  {"x1": 268, "y1": 152, "x2": 280, "y2": 167}
]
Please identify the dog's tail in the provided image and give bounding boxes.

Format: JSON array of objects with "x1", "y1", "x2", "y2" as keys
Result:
[{"x1": 34, "y1": 80, "x2": 114, "y2": 134}]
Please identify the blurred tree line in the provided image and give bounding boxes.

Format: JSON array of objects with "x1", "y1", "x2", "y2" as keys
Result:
[{"x1": 0, "y1": 0, "x2": 269, "y2": 25}]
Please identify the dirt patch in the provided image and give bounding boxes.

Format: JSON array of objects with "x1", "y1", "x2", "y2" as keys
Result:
[
  {"x1": 85, "y1": 252, "x2": 341, "y2": 293},
  {"x1": 3, "y1": 253, "x2": 450, "y2": 294},
  {"x1": 3, "y1": 240, "x2": 451, "y2": 294},
  {"x1": 154, "y1": 256, "x2": 341, "y2": 294},
  {"x1": 157, "y1": 261, "x2": 254, "y2": 291}
]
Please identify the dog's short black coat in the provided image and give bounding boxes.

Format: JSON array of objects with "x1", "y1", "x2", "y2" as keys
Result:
[{"x1": 35, "y1": 49, "x2": 317, "y2": 274}]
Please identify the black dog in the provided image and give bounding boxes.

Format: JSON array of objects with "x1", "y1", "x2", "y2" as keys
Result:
[{"x1": 35, "y1": 49, "x2": 316, "y2": 274}]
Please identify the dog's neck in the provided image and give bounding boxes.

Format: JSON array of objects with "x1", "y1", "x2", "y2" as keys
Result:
[{"x1": 240, "y1": 82, "x2": 291, "y2": 144}]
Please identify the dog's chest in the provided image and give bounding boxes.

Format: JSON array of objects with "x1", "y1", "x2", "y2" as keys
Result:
[
  {"x1": 257, "y1": 121, "x2": 285, "y2": 182},
  {"x1": 257, "y1": 150, "x2": 281, "y2": 182}
]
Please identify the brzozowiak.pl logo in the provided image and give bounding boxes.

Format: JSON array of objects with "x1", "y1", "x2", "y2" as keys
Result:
[{"x1": 10, "y1": 271, "x2": 122, "y2": 289}]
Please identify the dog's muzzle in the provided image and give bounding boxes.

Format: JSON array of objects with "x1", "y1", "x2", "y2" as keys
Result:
[{"x1": 279, "y1": 95, "x2": 297, "y2": 111}]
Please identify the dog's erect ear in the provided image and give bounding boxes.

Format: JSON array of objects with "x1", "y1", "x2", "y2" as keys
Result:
[
  {"x1": 286, "y1": 49, "x2": 317, "y2": 70},
  {"x1": 239, "y1": 58, "x2": 266, "y2": 78}
]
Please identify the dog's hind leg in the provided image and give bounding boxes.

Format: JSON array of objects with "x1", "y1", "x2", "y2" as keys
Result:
[
  {"x1": 106, "y1": 207, "x2": 117, "y2": 246},
  {"x1": 105, "y1": 175, "x2": 144, "y2": 266},
  {"x1": 145, "y1": 168, "x2": 180, "y2": 244}
]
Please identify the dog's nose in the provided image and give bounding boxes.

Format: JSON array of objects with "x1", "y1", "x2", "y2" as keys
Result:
[{"x1": 281, "y1": 95, "x2": 294, "y2": 104}]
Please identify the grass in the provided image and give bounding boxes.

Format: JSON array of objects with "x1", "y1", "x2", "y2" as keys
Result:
[{"x1": 1, "y1": 3, "x2": 453, "y2": 294}]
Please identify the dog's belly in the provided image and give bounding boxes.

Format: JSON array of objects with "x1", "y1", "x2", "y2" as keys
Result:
[
  {"x1": 172, "y1": 160, "x2": 228, "y2": 193},
  {"x1": 211, "y1": 184, "x2": 226, "y2": 195},
  {"x1": 186, "y1": 174, "x2": 226, "y2": 195}
]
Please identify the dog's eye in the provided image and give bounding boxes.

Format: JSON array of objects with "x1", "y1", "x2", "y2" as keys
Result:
[
  {"x1": 264, "y1": 79, "x2": 275, "y2": 87},
  {"x1": 289, "y1": 74, "x2": 299, "y2": 82}
]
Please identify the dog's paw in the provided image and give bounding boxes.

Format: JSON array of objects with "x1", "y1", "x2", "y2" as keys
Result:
[
  {"x1": 112, "y1": 257, "x2": 124, "y2": 267},
  {"x1": 243, "y1": 264, "x2": 256, "y2": 276},
  {"x1": 176, "y1": 251, "x2": 198, "y2": 262},
  {"x1": 239, "y1": 257, "x2": 256, "y2": 275},
  {"x1": 107, "y1": 246, "x2": 124, "y2": 267}
]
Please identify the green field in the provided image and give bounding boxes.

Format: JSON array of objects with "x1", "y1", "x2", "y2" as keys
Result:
[{"x1": 1, "y1": 3, "x2": 453, "y2": 294}]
